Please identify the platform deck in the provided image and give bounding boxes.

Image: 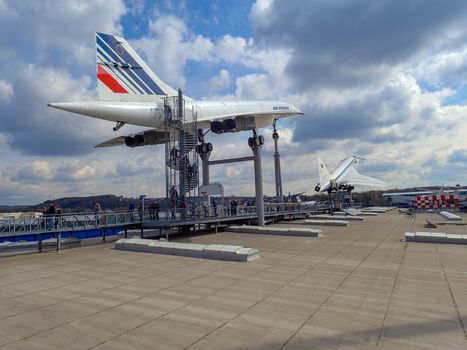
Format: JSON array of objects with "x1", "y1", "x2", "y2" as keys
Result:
[{"x1": 1, "y1": 211, "x2": 466, "y2": 349}]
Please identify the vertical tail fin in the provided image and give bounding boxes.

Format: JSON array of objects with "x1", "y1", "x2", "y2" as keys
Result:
[
  {"x1": 318, "y1": 158, "x2": 330, "y2": 187},
  {"x1": 95, "y1": 32, "x2": 179, "y2": 101}
]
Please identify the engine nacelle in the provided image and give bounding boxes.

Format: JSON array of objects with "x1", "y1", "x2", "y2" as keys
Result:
[
  {"x1": 124, "y1": 134, "x2": 145, "y2": 147},
  {"x1": 124, "y1": 130, "x2": 166, "y2": 148},
  {"x1": 210, "y1": 116, "x2": 256, "y2": 134},
  {"x1": 210, "y1": 120, "x2": 226, "y2": 134},
  {"x1": 210, "y1": 119, "x2": 237, "y2": 134}
]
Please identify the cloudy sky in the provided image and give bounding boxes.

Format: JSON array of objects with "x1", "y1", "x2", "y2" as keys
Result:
[{"x1": 1, "y1": 0, "x2": 466, "y2": 205}]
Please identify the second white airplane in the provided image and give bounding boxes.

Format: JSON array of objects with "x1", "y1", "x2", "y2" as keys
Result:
[
  {"x1": 315, "y1": 156, "x2": 388, "y2": 193},
  {"x1": 48, "y1": 32, "x2": 303, "y2": 148}
]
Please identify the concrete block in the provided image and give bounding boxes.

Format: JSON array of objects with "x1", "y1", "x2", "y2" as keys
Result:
[
  {"x1": 341, "y1": 208, "x2": 363, "y2": 216},
  {"x1": 228, "y1": 225, "x2": 320, "y2": 237},
  {"x1": 0, "y1": 241, "x2": 12, "y2": 248},
  {"x1": 176, "y1": 243, "x2": 207, "y2": 258},
  {"x1": 9, "y1": 241, "x2": 38, "y2": 248},
  {"x1": 304, "y1": 219, "x2": 349, "y2": 227},
  {"x1": 114, "y1": 239, "x2": 260, "y2": 262},
  {"x1": 309, "y1": 215, "x2": 364, "y2": 221},
  {"x1": 405, "y1": 232, "x2": 467, "y2": 244},
  {"x1": 236, "y1": 247, "x2": 260, "y2": 261},
  {"x1": 439, "y1": 211, "x2": 462, "y2": 221}
]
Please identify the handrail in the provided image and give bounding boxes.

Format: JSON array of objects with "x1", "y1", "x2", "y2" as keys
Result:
[
  {"x1": 0, "y1": 203, "x2": 326, "y2": 237},
  {"x1": 0, "y1": 211, "x2": 141, "y2": 237}
]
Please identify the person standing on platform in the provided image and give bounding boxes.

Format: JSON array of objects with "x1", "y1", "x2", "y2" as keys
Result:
[
  {"x1": 93, "y1": 201, "x2": 101, "y2": 226},
  {"x1": 154, "y1": 200, "x2": 160, "y2": 220},
  {"x1": 55, "y1": 205, "x2": 62, "y2": 229},
  {"x1": 128, "y1": 201, "x2": 135, "y2": 222},
  {"x1": 46, "y1": 203, "x2": 56, "y2": 230},
  {"x1": 149, "y1": 201, "x2": 156, "y2": 220},
  {"x1": 170, "y1": 186, "x2": 178, "y2": 219}
]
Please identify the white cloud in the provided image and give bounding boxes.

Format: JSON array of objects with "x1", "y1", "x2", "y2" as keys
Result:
[
  {"x1": 216, "y1": 35, "x2": 247, "y2": 62},
  {"x1": 0, "y1": 79, "x2": 13, "y2": 101},
  {"x1": 132, "y1": 15, "x2": 215, "y2": 88},
  {"x1": 205, "y1": 69, "x2": 231, "y2": 95},
  {"x1": 411, "y1": 48, "x2": 467, "y2": 85},
  {"x1": 14, "y1": 160, "x2": 52, "y2": 182},
  {"x1": 0, "y1": 0, "x2": 126, "y2": 70}
]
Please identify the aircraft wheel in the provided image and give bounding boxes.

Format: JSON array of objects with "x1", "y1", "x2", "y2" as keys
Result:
[
  {"x1": 207, "y1": 143, "x2": 213, "y2": 152},
  {"x1": 195, "y1": 145, "x2": 200, "y2": 154},
  {"x1": 315, "y1": 186, "x2": 320, "y2": 192},
  {"x1": 248, "y1": 137, "x2": 255, "y2": 148},
  {"x1": 201, "y1": 143, "x2": 208, "y2": 153}
]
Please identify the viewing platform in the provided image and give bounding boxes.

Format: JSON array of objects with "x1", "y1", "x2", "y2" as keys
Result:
[{"x1": 0, "y1": 203, "x2": 327, "y2": 252}]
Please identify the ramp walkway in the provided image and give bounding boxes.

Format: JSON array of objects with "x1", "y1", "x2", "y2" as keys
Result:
[{"x1": 142, "y1": 203, "x2": 327, "y2": 230}]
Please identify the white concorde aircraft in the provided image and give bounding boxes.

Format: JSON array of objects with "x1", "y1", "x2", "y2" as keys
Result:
[
  {"x1": 48, "y1": 33, "x2": 303, "y2": 148},
  {"x1": 315, "y1": 156, "x2": 387, "y2": 193}
]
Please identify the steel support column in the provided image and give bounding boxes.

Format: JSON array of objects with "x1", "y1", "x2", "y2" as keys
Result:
[
  {"x1": 250, "y1": 131, "x2": 265, "y2": 226},
  {"x1": 200, "y1": 152, "x2": 210, "y2": 186},
  {"x1": 272, "y1": 119, "x2": 283, "y2": 202}
]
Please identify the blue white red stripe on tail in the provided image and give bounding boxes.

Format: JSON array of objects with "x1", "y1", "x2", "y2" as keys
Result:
[
  {"x1": 97, "y1": 65, "x2": 128, "y2": 93},
  {"x1": 95, "y1": 32, "x2": 165, "y2": 95}
]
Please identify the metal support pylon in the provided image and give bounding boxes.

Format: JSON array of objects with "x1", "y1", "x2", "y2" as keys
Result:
[
  {"x1": 249, "y1": 130, "x2": 265, "y2": 226},
  {"x1": 272, "y1": 119, "x2": 283, "y2": 203}
]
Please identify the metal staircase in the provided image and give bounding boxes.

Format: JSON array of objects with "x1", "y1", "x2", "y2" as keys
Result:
[{"x1": 164, "y1": 91, "x2": 199, "y2": 218}]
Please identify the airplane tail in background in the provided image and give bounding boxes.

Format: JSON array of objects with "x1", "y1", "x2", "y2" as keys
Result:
[
  {"x1": 318, "y1": 158, "x2": 330, "y2": 187},
  {"x1": 340, "y1": 167, "x2": 388, "y2": 188},
  {"x1": 95, "y1": 32, "x2": 178, "y2": 101}
]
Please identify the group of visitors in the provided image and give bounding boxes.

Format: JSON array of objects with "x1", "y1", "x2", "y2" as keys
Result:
[
  {"x1": 148, "y1": 200, "x2": 160, "y2": 220},
  {"x1": 42, "y1": 203, "x2": 62, "y2": 230}
]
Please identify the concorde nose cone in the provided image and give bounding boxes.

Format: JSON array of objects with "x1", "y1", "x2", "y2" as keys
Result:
[
  {"x1": 48, "y1": 102, "x2": 85, "y2": 112},
  {"x1": 292, "y1": 104, "x2": 304, "y2": 115},
  {"x1": 47, "y1": 102, "x2": 101, "y2": 118}
]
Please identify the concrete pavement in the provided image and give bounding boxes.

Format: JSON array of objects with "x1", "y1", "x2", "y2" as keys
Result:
[{"x1": 0, "y1": 211, "x2": 466, "y2": 349}]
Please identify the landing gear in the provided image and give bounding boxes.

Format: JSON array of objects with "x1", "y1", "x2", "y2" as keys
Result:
[
  {"x1": 195, "y1": 129, "x2": 213, "y2": 156},
  {"x1": 248, "y1": 131, "x2": 264, "y2": 148},
  {"x1": 195, "y1": 129, "x2": 213, "y2": 186},
  {"x1": 249, "y1": 129, "x2": 265, "y2": 226},
  {"x1": 195, "y1": 141, "x2": 213, "y2": 155},
  {"x1": 113, "y1": 121, "x2": 126, "y2": 132}
]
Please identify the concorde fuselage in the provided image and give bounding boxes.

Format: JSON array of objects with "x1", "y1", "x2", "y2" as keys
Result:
[{"x1": 48, "y1": 99, "x2": 301, "y2": 130}]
